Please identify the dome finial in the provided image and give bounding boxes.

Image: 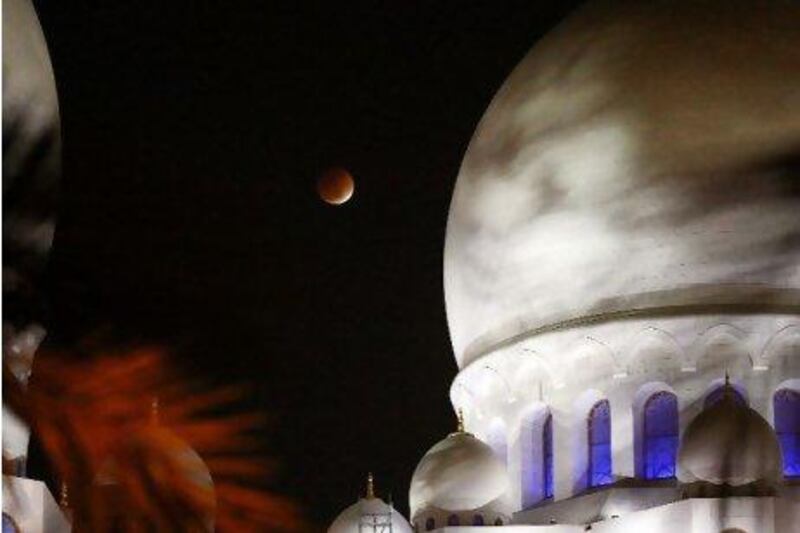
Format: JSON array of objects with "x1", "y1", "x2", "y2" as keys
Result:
[
  {"x1": 59, "y1": 481, "x2": 69, "y2": 508},
  {"x1": 722, "y1": 370, "x2": 735, "y2": 401},
  {"x1": 150, "y1": 396, "x2": 160, "y2": 424},
  {"x1": 366, "y1": 472, "x2": 375, "y2": 499},
  {"x1": 456, "y1": 408, "x2": 465, "y2": 433}
]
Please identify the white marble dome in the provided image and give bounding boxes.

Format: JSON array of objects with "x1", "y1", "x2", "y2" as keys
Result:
[
  {"x1": 444, "y1": 0, "x2": 800, "y2": 368},
  {"x1": 328, "y1": 496, "x2": 412, "y2": 533},
  {"x1": 409, "y1": 431, "x2": 508, "y2": 520},
  {"x1": 677, "y1": 391, "x2": 782, "y2": 487}
]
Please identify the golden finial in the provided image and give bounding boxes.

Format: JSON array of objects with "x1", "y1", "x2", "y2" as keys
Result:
[
  {"x1": 456, "y1": 408, "x2": 465, "y2": 433},
  {"x1": 721, "y1": 370, "x2": 737, "y2": 403},
  {"x1": 366, "y1": 472, "x2": 375, "y2": 499},
  {"x1": 59, "y1": 481, "x2": 69, "y2": 508},
  {"x1": 150, "y1": 396, "x2": 160, "y2": 424}
]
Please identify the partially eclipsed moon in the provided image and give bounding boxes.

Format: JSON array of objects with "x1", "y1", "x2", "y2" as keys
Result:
[{"x1": 317, "y1": 167, "x2": 355, "y2": 205}]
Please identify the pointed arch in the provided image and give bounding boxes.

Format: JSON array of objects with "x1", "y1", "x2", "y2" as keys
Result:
[{"x1": 703, "y1": 380, "x2": 747, "y2": 409}]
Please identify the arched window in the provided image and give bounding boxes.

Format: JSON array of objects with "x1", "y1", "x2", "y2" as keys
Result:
[
  {"x1": 543, "y1": 413, "x2": 554, "y2": 498},
  {"x1": 704, "y1": 385, "x2": 745, "y2": 409},
  {"x1": 774, "y1": 388, "x2": 800, "y2": 477},
  {"x1": 588, "y1": 400, "x2": 612, "y2": 487},
  {"x1": 472, "y1": 514, "x2": 484, "y2": 525},
  {"x1": 494, "y1": 517, "x2": 504, "y2": 526},
  {"x1": 2, "y1": 514, "x2": 19, "y2": 533},
  {"x1": 425, "y1": 517, "x2": 435, "y2": 531},
  {"x1": 642, "y1": 391, "x2": 678, "y2": 479},
  {"x1": 447, "y1": 515, "x2": 459, "y2": 526}
]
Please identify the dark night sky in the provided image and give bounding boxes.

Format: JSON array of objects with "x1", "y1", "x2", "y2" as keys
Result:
[{"x1": 34, "y1": 1, "x2": 581, "y2": 527}]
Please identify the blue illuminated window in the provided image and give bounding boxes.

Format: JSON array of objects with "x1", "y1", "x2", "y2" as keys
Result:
[
  {"x1": 447, "y1": 515, "x2": 459, "y2": 526},
  {"x1": 543, "y1": 413, "x2": 554, "y2": 498},
  {"x1": 704, "y1": 385, "x2": 745, "y2": 409},
  {"x1": 2, "y1": 514, "x2": 19, "y2": 533},
  {"x1": 472, "y1": 514, "x2": 484, "y2": 525},
  {"x1": 643, "y1": 391, "x2": 678, "y2": 479},
  {"x1": 588, "y1": 400, "x2": 613, "y2": 487},
  {"x1": 774, "y1": 388, "x2": 800, "y2": 478}
]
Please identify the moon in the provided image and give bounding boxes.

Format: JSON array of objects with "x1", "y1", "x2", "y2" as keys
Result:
[{"x1": 317, "y1": 167, "x2": 355, "y2": 205}]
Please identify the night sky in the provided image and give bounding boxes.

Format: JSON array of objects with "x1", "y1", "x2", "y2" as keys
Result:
[{"x1": 34, "y1": 1, "x2": 581, "y2": 526}]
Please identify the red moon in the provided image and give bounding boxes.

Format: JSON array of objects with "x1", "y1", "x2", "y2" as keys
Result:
[{"x1": 317, "y1": 167, "x2": 355, "y2": 205}]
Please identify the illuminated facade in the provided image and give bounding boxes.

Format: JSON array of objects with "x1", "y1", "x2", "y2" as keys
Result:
[{"x1": 330, "y1": 0, "x2": 800, "y2": 531}]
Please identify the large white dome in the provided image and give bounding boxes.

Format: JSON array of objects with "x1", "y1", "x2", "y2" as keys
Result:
[
  {"x1": 409, "y1": 431, "x2": 507, "y2": 519},
  {"x1": 444, "y1": 0, "x2": 800, "y2": 368}
]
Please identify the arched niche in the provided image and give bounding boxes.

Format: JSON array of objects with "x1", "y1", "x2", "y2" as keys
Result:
[
  {"x1": 567, "y1": 337, "x2": 619, "y2": 385},
  {"x1": 624, "y1": 328, "x2": 685, "y2": 376},
  {"x1": 692, "y1": 325, "x2": 752, "y2": 375},
  {"x1": 760, "y1": 325, "x2": 800, "y2": 373},
  {"x1": 510, "y1": 355, "x2": 553, "y2": 403}
]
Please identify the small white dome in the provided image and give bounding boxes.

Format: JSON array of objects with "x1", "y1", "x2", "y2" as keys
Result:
[
  {"x1": 409, "y1": 431, "x2": 507, "y2": 519},
  {"x1": 327, "y1": 497, "x2": 412, "y2": 533},
  {"x1": 678, "y1": 392, "x2": 782, "y2": 487}
]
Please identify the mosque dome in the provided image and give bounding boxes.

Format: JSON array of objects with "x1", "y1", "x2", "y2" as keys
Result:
[
  {"x1": 94, "y1": 403, "x2": 215, "y2": 529},
  {"x1": 444, "y1": 0, "x2": 800, "y2": 368},
  {"x1": 677, "y1": 388, "x2": 782, "y2": 489},
  {"x1": 328, "y1": 475, "x2": 412, "y2": 533},
  {"x1": 409, "y1": 428, "x2": 508, "y2": 520}
]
